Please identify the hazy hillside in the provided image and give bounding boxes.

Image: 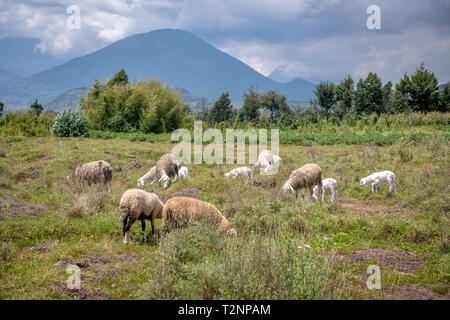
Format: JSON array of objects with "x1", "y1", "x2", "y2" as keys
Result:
[
  {"x1": 45, "y1": 87, "x2": 89, "y2": 112},
  {"x1": 3, "y1": 29, "x2": 315, "y2": 109}
]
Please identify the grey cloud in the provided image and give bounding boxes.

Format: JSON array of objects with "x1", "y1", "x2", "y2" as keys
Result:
[{"x1": 0, "y1": 0, "x2": 448, "y2": 83}]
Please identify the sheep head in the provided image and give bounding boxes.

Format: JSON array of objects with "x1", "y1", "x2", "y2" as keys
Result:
[{"x1": 281, "y1": 181, "x2": 294, "y2": 197}]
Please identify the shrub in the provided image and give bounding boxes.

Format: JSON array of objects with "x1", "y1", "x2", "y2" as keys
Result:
[
  {"x1": 51, "y1": 110, "x2": 88, "y2": 137},
  {"x1": 107, "y1": 115, "x2": 129, "y2": 132}
]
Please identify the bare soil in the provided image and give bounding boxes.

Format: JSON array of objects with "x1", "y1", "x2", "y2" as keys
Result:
[
  {"x1": 49, "y1": 281, "x2": 108, "y2": 300},
  {"x1": 253, "y1": 178, "x2": 276, "y2": 188},
  {"x1": 171, "y1": 188, "x2": 201, "y2": 199},
  {"x1": 340, "y1": 198, "x2": 420, "y2": 217},
  {"x1": 0, "y1": 196, "x2": 48, "y2": 220},
  {"x1": 383, "y1": 285, "x2": 449, "y2": 300},
  {"x1": 332, "y1": 248, "x2": 424, "y2": 273},
  {"x1": 59, "y1": 254, "x2": 142, "y2": 283}
]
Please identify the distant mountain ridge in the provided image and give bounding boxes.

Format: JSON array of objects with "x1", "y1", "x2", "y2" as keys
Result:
[{"x1": 2, "y1": 29, "x2": 315, "y2": 110}]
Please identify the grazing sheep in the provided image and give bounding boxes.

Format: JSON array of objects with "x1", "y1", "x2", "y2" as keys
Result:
[
  {"x1": 138, "y1": 166, "x2": 157, "y2": 187},
  {"x1": 172, "y1": 166, "x2": 189, "y2": 182},
  {"x1": 281, "y1": 163, "x2": 322, "y2": 201},
  {"x1": 162, "y1": 197, "x2": 237, "y2": 237},
  {"x1": 119, "y1": 189, "x2": 164, "y2": 244},
  {"x1": 224, "y1": 167, "x2": 253, "y2": 184},
  {"x1": 272, "y1": 155, "x2": 282, "y2": 169},
  {"x1": 360, "y1": 171, "x2": 396, "y2": 194},
  {"x1": 66, "y1": 160, "x2": 112, "y2": 192},
  {"x1": 311, "y1": 178, "x2": 338, "y2": 202},
  {"x1": 137, "y1": 154, "x2": 180, "y2": 189},
  {"x1": 253, "y1": 150, "x2": 274, "y2": 174}
]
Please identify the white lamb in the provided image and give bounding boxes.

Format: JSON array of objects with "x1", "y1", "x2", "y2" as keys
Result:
[
  {"x1": 312, "y1": 178, "x2": 338, "y2": 202},
  {"x1": 171, "y1": 166, "x2": 189, "y2": 182},
  {"x1": 224, "y1": 167, "x2": 253, "y2": 184},
  {"x1": 360, "y1": 171, "x2": 396, "y2": 194}
]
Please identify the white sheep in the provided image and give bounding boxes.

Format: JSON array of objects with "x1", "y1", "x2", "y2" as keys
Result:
[
  {"x1": 224, "y1": 167, "x2": 253, "y2": 184},
  {"x1": 311, "y1": 178, "x2": 338, "y2": 202},
  {"x1": 119, "y1": 189, "x2": 164, "y2": 244},
  {"x1": 253, "y1": 150, "x2": 274, "y2": 175},
  {"x1": 360, "y1": 171, "x2": 396, "y2": 194},
  {"x1": 253, "y1": 150, "x2": 282, "y2": 175}
]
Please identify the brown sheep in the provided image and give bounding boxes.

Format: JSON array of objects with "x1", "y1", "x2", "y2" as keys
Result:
[
  {"x1": 162, "y1": 197, "x2": 236, "y2": 237},
  {"x1": 138, "y1": 154, "x2": 180, "y2": 189},
  {"x1": 119, "y1": 189, "x2": 164, "y2": 244},
  {"x1": 66, "y1": 160, "x2": 112, "y2": 192},
  {"x1": 281, "y1": 163, "x2": 322, "y2": 201}
]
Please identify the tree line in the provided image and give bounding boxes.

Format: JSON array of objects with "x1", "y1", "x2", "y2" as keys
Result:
[{"x1": 311, "y1": 63, "x2": 449, "y2": 122}]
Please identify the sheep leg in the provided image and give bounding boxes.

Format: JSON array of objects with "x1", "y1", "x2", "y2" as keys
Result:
[
  {"x1": 150, "y1": 215, "x2": 156, "y2": 238},
  {"x1": 309, "y1": 187, "x2": 314, "y2": 202},
  {"x1": 123, "y1": 217, "x2": 133, "y2": 244},
  {"x1": 141, "y1": 219, "x2": 146, "y2": 243},
  {"x1": 107, "y1": 182, "x2": 111, "y2": 193},
  {"x1": 321, "y1": 188, "x2": 325, "y2": 203},
  {"x1": 389, "y1": 180, "x2": 396, "y2": 193},
  {"x1": 122, "y1": 216, "x2": 128, "y2": 243},
  {"x1": 371, "y1": 180, "x2": 379, "y2": 193}
]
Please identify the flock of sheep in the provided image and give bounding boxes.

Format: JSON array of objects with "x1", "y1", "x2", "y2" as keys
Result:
[{"x1": 65, "y1": 150, "x2": 397, "y2": 244}]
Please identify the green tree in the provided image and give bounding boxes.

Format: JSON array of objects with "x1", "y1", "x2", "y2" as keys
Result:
[
  {"x1": 313, "y1": 81, "x2": 336, "y2": 121},
  {"x1": 408, "y1": 63, "x2": 439, "y2": 113},
  {"x1": 335, "y1": 76, "x2": 354, "y2": 119},
  {"x1": 354, "y1": 72, "x2": 383, "y2": 115},
  {"x1": 437, "y1": 82, "x2": 450, "y2": 112},
  {"x1": 106, "y1": 69, "x2": 129, "y2": 87},
  {"x1": 382, "y1": 81, "x2": 393, "y2": 113},
  {"x1": 30, "y1": 99, "x2": 44, "y2": 116},
  {"x1": 260, "y1": 90, "x2": 291, "y2": 122},
  {"x1": 239, "y1": 86, "x2": 260, "y2": 122},
  {"x1": 390, "y1": 75, "x2": 410, "y2": 113},
  {"x1": 208, "y1": 92, "x2": 234, "y2": 124},
  {"x1": 0, "y1": 101, "x2": 4, "y2": 117}
]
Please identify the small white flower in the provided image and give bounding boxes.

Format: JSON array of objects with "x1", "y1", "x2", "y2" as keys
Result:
[
  {"x1": 323, "y1": 237, "x2": 329, "y2": 241},
  {"x1": 297, "y1": 246, "x2": 303, "y2": 249},
  {"x1": 304, "y1": 244, "x2": 311, "y2": 249}
]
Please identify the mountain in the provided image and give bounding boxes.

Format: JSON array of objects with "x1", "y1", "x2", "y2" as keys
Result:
[
  {"x1": 0, "y1": 68, "x2": 22, "y2": 85},
  {"x1": 45, "y1": 87, "x2": 89, "y2": 112},
  {"x1": 2, "y1": 29, "x2": 315, "y2": 109},
  {"x1": 0, "y1": 37, "x2": 64, "y2": 78}
]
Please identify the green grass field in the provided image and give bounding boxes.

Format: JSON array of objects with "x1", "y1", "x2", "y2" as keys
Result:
[{"x1": 0, "y1": 132, "x2": 448, "y2": 299}]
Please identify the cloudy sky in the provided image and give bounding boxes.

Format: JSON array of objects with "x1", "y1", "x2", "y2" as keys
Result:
[{"x1": 0, "y1": 0, "x2": 449, "y2": 83}]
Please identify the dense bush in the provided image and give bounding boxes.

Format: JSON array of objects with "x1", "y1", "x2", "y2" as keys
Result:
[
  {"x1": 0, "y1": 111, "x2": 55, "y2": 137},
  {"x1": 81, "y1": 69, "x2": 189, "y2": 134},
  {"x1": 51, "y1": 110, "x2": 88, "y2": 137}
]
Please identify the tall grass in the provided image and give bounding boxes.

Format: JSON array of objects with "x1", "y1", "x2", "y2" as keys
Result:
[{"x1": 145, "y1": 223, "x2": 345, "y2": 299}]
